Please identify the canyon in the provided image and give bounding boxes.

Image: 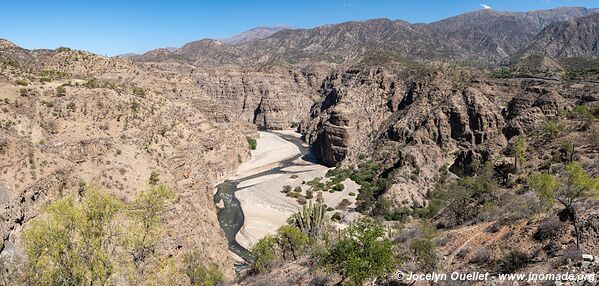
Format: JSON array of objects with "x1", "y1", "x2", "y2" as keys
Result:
[{"x1": 1, "y1": 5, "x2": 599, "y2": 285}]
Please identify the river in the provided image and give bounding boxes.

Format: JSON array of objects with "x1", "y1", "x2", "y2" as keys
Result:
[{"x1": 213, "y1": 131, "x2": 317, "y2": 263}]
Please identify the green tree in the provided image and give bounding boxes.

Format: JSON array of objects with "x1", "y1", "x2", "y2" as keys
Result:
[
  {"x1": 528, "y1": 163, "x2": 599, "y2": 249},
  {"x1": 251, "y1": 235, "x2": 278, "y2": 274},
  {"x1": 277, "y1": 225, "x2": 309, "y2": 261},
  {"x1": 510, "y1": 136, "x2": 526, "y2": 171},
  {"x1": 527, "y1": 172, "x2": 559, "y2": 212},
  {"x1": 23, "y1": 187, "x2": 122, "y2": 285},
  {"x1": 128, "y1": 185, "x2": 175, "y2": 271},
  {"x1": 321, "y1": 217, "x2": 396, "y2": 286}
]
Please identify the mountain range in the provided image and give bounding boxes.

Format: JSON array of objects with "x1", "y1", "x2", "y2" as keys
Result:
[{"x1": 133, "y1": 7, "x2": 599, "y2": 66}]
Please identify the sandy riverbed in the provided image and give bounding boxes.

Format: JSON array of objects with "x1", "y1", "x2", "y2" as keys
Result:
[{"x1": 233, "y1": 130, "x2": 360, "y2": 251}]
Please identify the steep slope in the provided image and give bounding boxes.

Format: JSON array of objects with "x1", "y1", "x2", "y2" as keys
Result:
[
  {"x1": 522, "y1": 13, "x2": 599, "y2": 58},
  {"x1": 221, "y1": 26, "x2": 290, "y2": 45},
  {"x1": 0, "y1": 44, "x2": 256, "y2": 281}
]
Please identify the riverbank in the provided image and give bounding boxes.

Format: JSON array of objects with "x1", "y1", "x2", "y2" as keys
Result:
[
  {"x1": 214, "y1": 130, "x2": 360, "y2": 263},
  {"x1": 233, "y1": 131, "x2": 360, "y2": 251}
]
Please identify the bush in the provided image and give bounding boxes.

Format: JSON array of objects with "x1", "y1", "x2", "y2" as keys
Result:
[
  {"x1": 498, "y1": 250, "x2": 529, "y2": 273},
  {"x1": 336, "y1": 199, "x2": 351, "y2": 211},
  {"x1": 251, "y1": 235, "x2": 278, "y2": 274},
  {"x1": 22, "y1": 188, "x2": 123, "y2": 285},
  {"x1": 277, "y1": 225, "x2": 308, "y2": 260},
  {"x1": 409, "y1": 238, "x2": 438, "y2": 272},
  {"x1": 456, "y1": 247, "x2": 470, "y2": 259},
  {"x1": 331, "y1": 212, "x2": 342, "y2": 221},
  {"x1": 282, "y1": 185, "x2": 292, "y2": 193},
  {"x1": 332, "y1": 183, "x2": 345, "y2": 192},
  {"x1": 246, "y1": 137, "x2": 257, "y2": 150},
  {"x1": 320, "y1": 218, "x2": 396, "y2": 285},
  {"x1": 297, "y1": 196, "x2": 307, "y2": 205},
  {"x1": 541, "y1": 118, "x2": 566, "y2": 140},
  {"x1": 66, "y1": 101, "x2": 76, "y2": 111},
  {"x1": 132, "y1": 87, "x2": 147, "y2": 96},
  {"x1": 470, "y1": 250, "x2": 492, "y2": 265},
  {"x1": 305, "y1": 190, "x2": 314, "y2": 199},
  {"x1": 184, "y1": 251, "x2": 224, "y2": 286},
  {"x1": 290, "y1": 174, "x2": 299, "y2": 179},
  {"x1": 56, "y1": 86, "x2": 66, "y2": 96},
  {"x1": 534, "y1": 217, "x2": 564, "y2": 241},
  {"x1": 15, "y1": 79, "x2": 28, "y2": 86}
]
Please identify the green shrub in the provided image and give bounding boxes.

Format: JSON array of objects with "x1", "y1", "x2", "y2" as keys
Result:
[
  {"x1": 409, "y1": 237, "x2": 438, "y2": 272},
  {"x1": 498, "y1": 250, "x2": 529, "y2": 273},
  {"x1": 282, "y1": 185, "x2": 292, "y2": 193},
  {"x1": 56, "y1": 86, "x2": 66, "y2": 96},
  {"x1": 246, "y1": 137, "x2": 257, "y2": 150},
  {"x1": 305, "y1": 190, "x2": 314, "y2": 199},
  {"x1": 332, "y1": 183, "x2": 345, "y2": 192},
  {"x1": 184, "y1": 250, "x2": 224, "y2": 286},
  {"x1": 251, "y1": 235, "x2": 278, "y2": 274},
  {"x1": 133, "y1": 87, "x2": 147, "y2": 96},
  {"x1": 320, "y1": 218, "x2": 396, "y2": 285},
  {"x1": 277, "y1": 225, "x2": 308, "y2": 260},
  {"x1": 66, "y1": 101, "x2": 76, "y2": 111},
  {"x1": 541, "y1": 118, "x2": 566, "y2": 140},
  {"x1": 293, "y1": 186, "x2": 302, "y2": 193},
  {"x1": 15, "y1": 79, "x2": 28, "y2": 86}
]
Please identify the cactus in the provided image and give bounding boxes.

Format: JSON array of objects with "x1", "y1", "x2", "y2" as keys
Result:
[{"x1": 288, "y1": 200, "x2": 325, "y2": 237}]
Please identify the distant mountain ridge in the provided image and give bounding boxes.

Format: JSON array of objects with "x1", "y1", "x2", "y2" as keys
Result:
[
  {"x1": 522, "y1": 13, "x2": 599, "y2": 58},
  {"x1": 133, "y1": 6, "x2": 599, "y2": 66},
  {"x1": 220, "y1": 26, "x2": 291, "y2": 45}
]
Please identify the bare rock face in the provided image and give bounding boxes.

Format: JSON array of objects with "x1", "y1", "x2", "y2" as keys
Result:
[
  {"x1": 301, "y1": 66, "x2": 597, "y2": 206},
  {"x1": 193, "y1": 67, "x2": 325, "y2": 130}
]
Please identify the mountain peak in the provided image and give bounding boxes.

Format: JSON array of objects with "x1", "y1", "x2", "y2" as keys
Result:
[
  {"x1": 220, "y1": 26, "x2": 291, "y2": 45},
  {"x1": 0, "y1": 39, "x2": 18, "y2": 49}
]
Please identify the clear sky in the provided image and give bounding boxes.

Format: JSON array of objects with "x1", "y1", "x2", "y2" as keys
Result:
[{"x1": 1, "y1": 0, "x2": 597, "y2": 56}]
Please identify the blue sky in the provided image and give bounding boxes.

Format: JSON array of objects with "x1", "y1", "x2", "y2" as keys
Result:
[{"x1": 1, "y1": 0, "x2": 597, "y2": 56}]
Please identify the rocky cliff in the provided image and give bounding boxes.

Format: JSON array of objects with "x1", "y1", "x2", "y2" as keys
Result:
[{"x1": 301, "y1": 64, "x2": 599, "y2": 206}]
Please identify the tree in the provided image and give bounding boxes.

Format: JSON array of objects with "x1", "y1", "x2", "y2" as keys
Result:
[
  {"x1": 559, "y1": 141, "x2": 575, "y2": 163},
  {"x1": 23, "y1": 185, "x2": 176, "y2": 285},
  {"x1": 510, "y1": 136, "x2": 526, "y2": 171},
  {"x1": 128, "y1": 185, "x2": 175, "y2": 270},
  {"x1": 444, "y1": 162, "x2": 498, "y2": 226},
  {"x1": 321, "y1": 217, "x2": 396, "y2": 286},
  {"x1": 527, "y1": 172, "x2": 559, "y2": 212},
  {"x1": 23, "y1": 187, "x2": 122, "y2": 285},
  {"x1": 251, "y1": 235, "x2": 278, "y2": 274},
  {"x1": 409, "y1": 222, "x2": 438, "y2": 276},
  {"x1": 528, "y1": 162, "x2": 599, "y2": 249},
  {"x1": 276, "y1": 225, "x2": 308, "y2": 261}
]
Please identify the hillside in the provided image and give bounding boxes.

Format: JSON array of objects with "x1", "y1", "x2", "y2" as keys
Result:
[{"x1": 1, "y1": 5, "x2": 599, "y2": 286}]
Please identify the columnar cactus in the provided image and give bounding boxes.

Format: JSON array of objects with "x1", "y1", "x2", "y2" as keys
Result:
[{"x1": 289, "y1": 200, "x2": 325, "y2": 237}]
